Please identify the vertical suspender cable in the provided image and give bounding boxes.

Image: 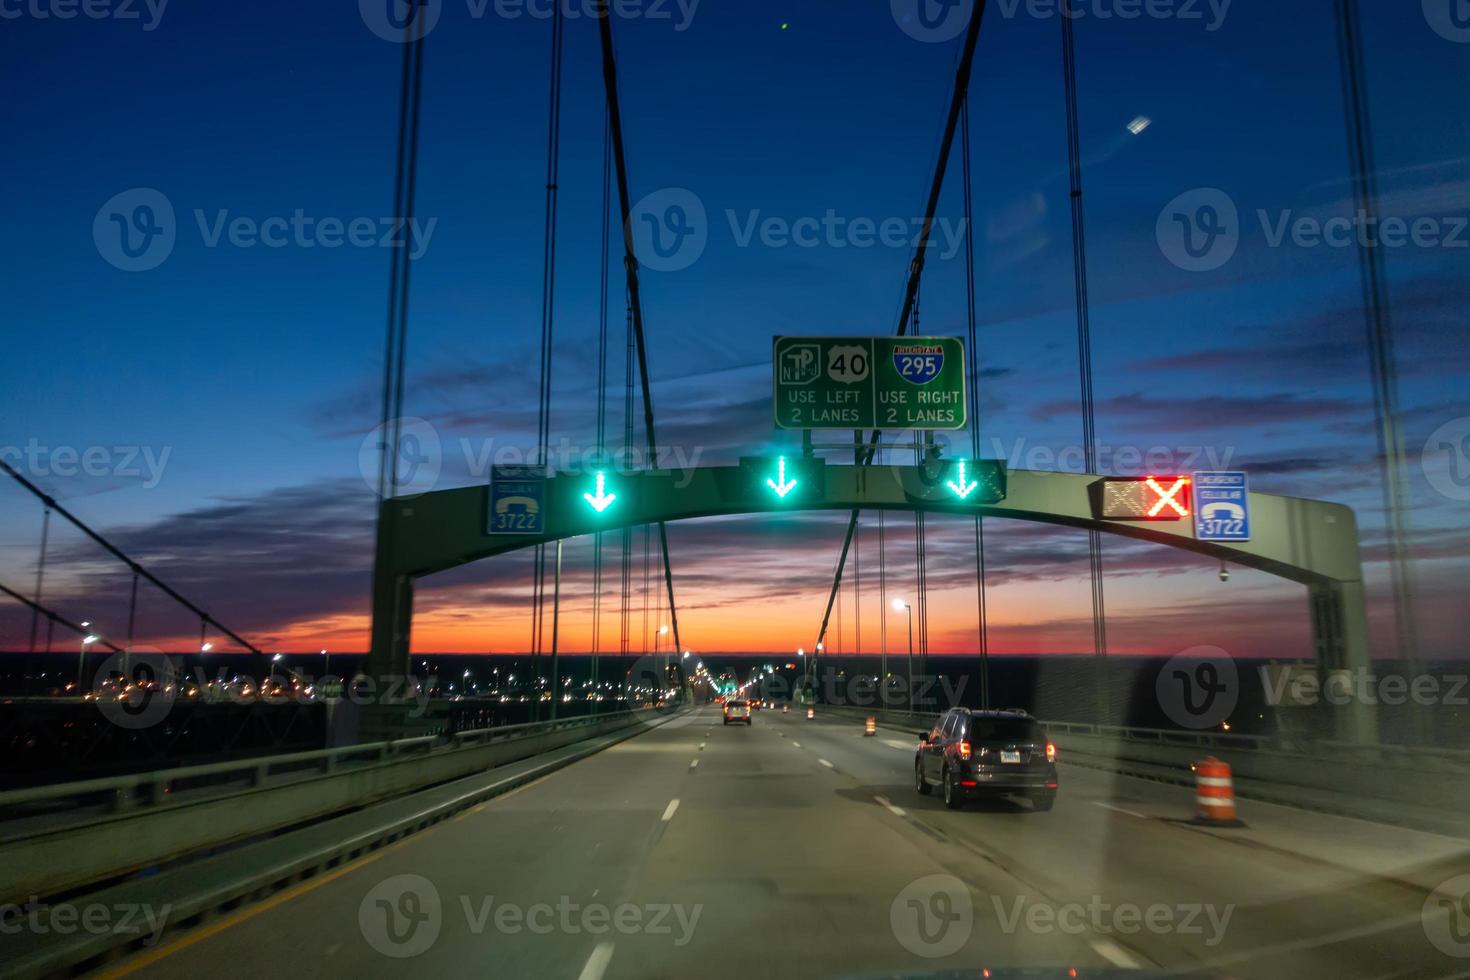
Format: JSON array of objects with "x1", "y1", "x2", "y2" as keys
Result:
[
  {"x1": 878, "y1": 511, "x2": 888, "y2": 704},
  {"x1": 813, "y1": 3, "x2": 990, "y2": 655},
  {"x1": 530, "y1": 5, "x2": 566, "y2": 717},
  {"x1": 27, "y1": 506, "x2": 50, "y2": 653},
  {"x1": 621, "y1": 301, "x2": 634, "y2": 659},
  {"x1": 1334, "y1": 0, "x2": 1421, "y2": 740},
  {"x1": 1060, "y1": 8, "x2": 1109, "y2": 724},
  {"x1": 961, "y1": 96, "x2": 991, "y2": 709},
  {"x1": 596, "y1": 0, "x2": 684, "y2": 656},
  {"x1": 373, "y1": 4, "x2": 428, "y2": 679},
  {"x1": 591, "y1": 96, "x2": 614, "y2": 707}
]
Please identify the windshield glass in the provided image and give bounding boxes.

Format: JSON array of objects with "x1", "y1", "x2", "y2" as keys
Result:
[{"x1": 3, "y1": 3, "x2": 1466, "y2": 979}]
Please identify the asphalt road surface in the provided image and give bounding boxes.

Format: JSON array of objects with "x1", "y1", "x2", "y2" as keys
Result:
[{"x1": 101, "y1": 705, "x2": 1470, "y2": 979}]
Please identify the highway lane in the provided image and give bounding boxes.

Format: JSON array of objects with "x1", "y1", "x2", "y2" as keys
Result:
[
  {"x1": 96, "y1": 704, "x2": 1470, "y2": 979},
  {"x1": 771, "y1": 707, "x2": 1470, "y2": 979}
]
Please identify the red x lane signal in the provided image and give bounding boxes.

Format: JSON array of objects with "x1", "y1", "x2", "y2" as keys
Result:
[{"x1": 1098, "y1": 476, "x2": 1193, "y2": 521}]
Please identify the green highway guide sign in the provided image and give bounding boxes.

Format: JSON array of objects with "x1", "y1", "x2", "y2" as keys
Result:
[{"x1": 773, "y1": 336, "x2": 968, "y2": 430}]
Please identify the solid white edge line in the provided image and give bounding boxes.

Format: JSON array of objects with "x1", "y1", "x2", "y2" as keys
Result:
[
  {"x1": 1092, "y1": 801, "x2": 1147, "y2": 819},
  {"x1": 1090, "y1": 938, "x2": 1143, "y2": 969},
  {"x1": 661, "y1": 798, "x2": 680, "y2": 821},
  {"x1": 874, "y1": 795, "x2": 906, "y2": 817},
  {"x1": 577, "y1": 941, "x2": 616, "y2": 980}
]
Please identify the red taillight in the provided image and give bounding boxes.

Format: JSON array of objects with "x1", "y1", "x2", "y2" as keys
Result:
[
  {"x1": 1045, "y1": 741, "x2": 1057, "y2": 763},
  {"x1": 958, "y1": 741, "x2": 971, "y2": 761}
]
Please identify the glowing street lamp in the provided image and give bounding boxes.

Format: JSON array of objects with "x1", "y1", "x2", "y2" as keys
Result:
[{"x1": 893, "y1": 599, "x2": 915, "y2": 711}]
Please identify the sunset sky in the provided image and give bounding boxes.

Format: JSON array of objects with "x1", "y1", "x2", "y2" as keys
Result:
[{"x1": 3, "y1": 2, "x2": 1468, "y2": 660}]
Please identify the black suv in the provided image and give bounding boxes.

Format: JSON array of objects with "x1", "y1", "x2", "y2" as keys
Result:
[{"x1": 914, "y1": 709, "x2": 1057, "y2": 811}]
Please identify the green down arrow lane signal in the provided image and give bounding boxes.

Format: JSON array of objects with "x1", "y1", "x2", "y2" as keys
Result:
[
  {"x1": 766, "y1": 456, "x2": 799, "y2": 498},
  {"x1": 947, "y1": 460, "x2": 980, "y2": 500},
  {"x1": 583, "y1": 470, "x2": 617, "y2": 513}
]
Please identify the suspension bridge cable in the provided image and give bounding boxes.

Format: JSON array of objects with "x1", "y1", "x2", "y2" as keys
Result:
[
  {"x1": 1, "y1": 459, "x2": 262, "y2": 654},
  {"x1": 0, "y1": 581, "x2": 123, "y2": 654},
  {"x1": 596, "y1": 1, "x2": 684, "y2": 655},
  {"x1": 591, "y1": 102, "x2": 613, "y2": 699},
  {"x1": 812, "y1": 2, "x2": 990, "y2": 658},
  {"x1": 960, "y1": 95, "x2": 991, "y2": 708},
  {"x1": 371, "y1": 5, "x2": 428, "y2": 677},
  {"x1": 1334, "y1": 0, "x2": 1421, "y2": 737},
  {"x1": 530, "y1": 4, "x2": 567, "y2": 714},
  {"x1": 1060, "y1": 6, "x2": 1109, "y2": 724}
]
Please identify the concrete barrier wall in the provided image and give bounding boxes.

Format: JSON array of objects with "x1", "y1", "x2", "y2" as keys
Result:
[{"x1": 0, "y1": 710, "x2": 666, "y2": 904}]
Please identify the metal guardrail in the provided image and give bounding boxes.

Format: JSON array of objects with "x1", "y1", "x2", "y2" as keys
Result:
[
  {"x1": 0, "y1": 706, "x2": 679, "y2": 904},
  {"x1": 0, "y1": 709, "x2": 634, "y2": 819}
]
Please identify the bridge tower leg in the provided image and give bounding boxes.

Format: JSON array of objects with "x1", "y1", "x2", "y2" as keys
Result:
[
  {"x1": 366, "y1": 506, "x2": 413, "y2": 680},
  {"x1": 1309, "y1": 579, "x2": 1378, "y2": 745}
]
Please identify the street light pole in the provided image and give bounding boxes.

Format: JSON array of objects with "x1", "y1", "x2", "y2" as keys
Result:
[{"x1": 894, "y1": 599, "x2": 914, "y2": 712}]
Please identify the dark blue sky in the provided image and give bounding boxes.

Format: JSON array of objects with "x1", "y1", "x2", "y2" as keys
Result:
[{"x1": 3, "y1": 1, "x2": 1468, "y2": 657}]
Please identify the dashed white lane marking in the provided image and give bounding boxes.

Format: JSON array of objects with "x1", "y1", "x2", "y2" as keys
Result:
[
  {"x1": 881, "y1": 738, "x2": 915, "y2": 751},
  {"x1": 689, "y1": 759, "x2": 698, "y2": 770},
  {"x1": 819, "y1": 758, "x2": 834, "y2": 769},
  {"x1": 1090, "y1": 938, "x2": 1142, "y2": 968},
  {"x1": 661, "y1": 799, "x2": 680, "y2": 822},
  {"x1": 577, "y1": 941, "x2": 616, "y2": 980},
  {"x1": 792, "y1": 741, "x2": 801, "y2": 748},
  {"x1": 1092, "y1": 801, "x2": 1146, "y2": 819},
  {"x1": 874, "y1": 795, "x2": 906, "y2": 817},
  {"x1": 699, "y1": 742, "x2": 706, "y2": 751}
]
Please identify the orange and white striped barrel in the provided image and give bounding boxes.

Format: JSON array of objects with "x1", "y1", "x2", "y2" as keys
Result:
[
  {"x1": 864, "y1": 716, "x2": 877, "y2": 736},
  {"x1": 1194, "y1": 757, "x2": 1238, "y2": 823}
]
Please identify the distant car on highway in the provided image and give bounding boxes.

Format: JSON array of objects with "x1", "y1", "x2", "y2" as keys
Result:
[
  {"x1": 914, "y1": 709, "x2": 1057, "y2": 811},
  {"x1": 723, "y1": 699, "x2": 752, "y2": 725}
]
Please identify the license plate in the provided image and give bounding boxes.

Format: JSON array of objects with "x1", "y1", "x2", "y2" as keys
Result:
[{"x1": 1000, "y1": 750, "x2": 1022, "y2": 764}]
